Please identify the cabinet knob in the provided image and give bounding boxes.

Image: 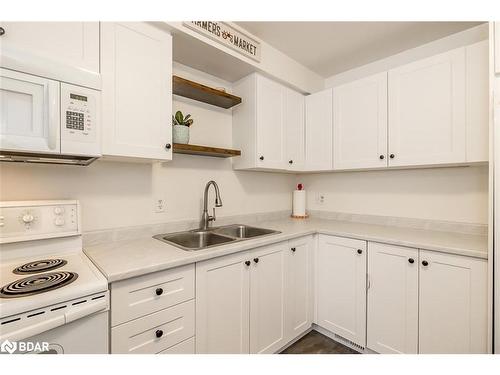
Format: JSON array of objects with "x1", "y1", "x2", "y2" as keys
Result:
[
  {"x1": 155, "y1": 288, "x2": 163, "y2": 296},
  {"x1": 357, "y1": 249, "x2": 363, "y2": 254},
  {"x1": 379, "y1": 155, "x2": 385, "y2": 160},
  {"x1": 155, "y1": 330, "x2": 164, "y2": 338},
  {"x1": 259, "y1": 156, "x2": 264, "y2": 161},
  {"x1": 245, "y1": 260, "x2": 251, "y2": 266},
  {"x1": 291, "y1": 247, "x2": 296, "y2": 252},
  {"x1": 253, "y1": 258, "x2": 259, "y2": 263},
  {"x1": 0, "y1": 27, "x2": 5, "y2": 36},
  {"x1": 289, "y1": 160, "x2": 293, "y2": 164},
  {"x1": 422, "y1": 260, "x2": 429, "y2": 266},
  {"x1": 390, "y1": 154, "x2": 395, "y2": 159},
  {"x1": 165, "y1": 143, "x2": 172, "y2": 150},
  {"x1": 408, "y1": 258, "x2": 415, "y2": 264}
]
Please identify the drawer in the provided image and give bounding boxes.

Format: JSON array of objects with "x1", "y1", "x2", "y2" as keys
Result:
[
  {"x1": 111, "y1": 299, "x2": 195, "y2": 354},
  {"x1": 159, "y1": 337, "x2": 195, "y2": 354},
  {"x1": 111, "y1": 264, "x2": 194, "y2": 326}
]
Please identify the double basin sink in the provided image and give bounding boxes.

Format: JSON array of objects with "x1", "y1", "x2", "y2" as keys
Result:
[{"x1": 153, "y1": 224, "x2": 280, "y2": 251}]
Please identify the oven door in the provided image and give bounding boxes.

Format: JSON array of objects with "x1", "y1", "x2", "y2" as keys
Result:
[
  {"x1": 0, "y1": 68, "x2": 60, "y2": 154},
  {"x1": 21, "y1": 311, "x2": 109, "y2": 354}
]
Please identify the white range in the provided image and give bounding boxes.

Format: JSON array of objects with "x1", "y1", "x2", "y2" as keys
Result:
[{"x1": 0, "y1": 200, "x2": 109, "y2": 354}]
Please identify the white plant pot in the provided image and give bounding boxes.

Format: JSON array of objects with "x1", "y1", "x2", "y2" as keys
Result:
[{"x1": 173, "y1": 125, "x2": 190, "y2": 144}]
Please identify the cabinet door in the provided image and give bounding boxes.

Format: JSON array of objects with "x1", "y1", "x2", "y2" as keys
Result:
[
  {"x1": 305, "y1": 89, "x2": 333, "y2": 171},
  {"x1": 0, "y1": 22, "x2": 99, "y2": 87},
  {"x1": 388, "y1": 48, "x2": 466, "y2": 166},
  {"x1": 495, "y1": 22, "x2": 500, "y2": 74},
  {"x1": 196, "y1": 251, "x2": 250, "y2": 354},
  {"x1": 250, "y1": 243, "x2": 287, "y2": 353},
  {"x1": 419, "y1": 250, "x2": 487, "y2": 354},
  {"x1": 101, "y1": 22, "x2": 172, "y2": 161},
  {"x1": 316, "y1": 235, "x2": 367, "y2": 347},
  {"x1": 333, "y1": 72, "x2": 388, "y2": 170},
  {"x1": 367, "y1": 242, "x2": 418, "y2": 354},
  {"x1": 465, "y1": 40, "x2": 489, "y2": 162},
  {"x1": 285, "y1": 236, "x2": 313, "y2": 341},
  {"x1": 284, "y1": 88, "x2": 305, "y2": 171},
  {"x1": 256, "y1": 75, "x2": 286, "y2": 169}
]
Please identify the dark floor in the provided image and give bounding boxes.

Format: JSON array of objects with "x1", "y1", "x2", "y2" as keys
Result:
[{"x1": 280, "y1": 330, "x2": 359, "y2": 354}]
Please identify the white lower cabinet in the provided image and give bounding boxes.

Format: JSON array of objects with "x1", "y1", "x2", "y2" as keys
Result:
[
  {"x1": 419, "y1": 250, "x2": 488, "y2": 354},
  {"x1": 367, "y1": 242, "x2": 418, "y2": 354},
  {"x1": 196, "y1": 236, "x2": 313, "y2": 354},
  {"x1": 316, "y1": 235, "x2": 367, "y2": 347},
  {"x1": 366, "y1": 242, "x2": 487, "y2": 354}
]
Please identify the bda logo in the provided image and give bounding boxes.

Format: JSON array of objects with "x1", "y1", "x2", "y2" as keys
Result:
[{"x1": 0, "y1": 339, "x2": 17, "y2": 354}]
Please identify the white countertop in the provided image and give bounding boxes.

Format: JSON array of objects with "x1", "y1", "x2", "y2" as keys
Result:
[{"x1": 83, "y1": 217, "x2": 488, "y2": 283}]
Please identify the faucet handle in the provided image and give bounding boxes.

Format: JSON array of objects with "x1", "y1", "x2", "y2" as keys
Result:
[{"x1": 212, "y1": 207, "x2": 216, "y2": 222}]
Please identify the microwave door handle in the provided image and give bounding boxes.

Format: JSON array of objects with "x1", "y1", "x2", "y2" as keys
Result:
[{"x1": 46, "y1": 80, "x2": 60, "y2": 152}]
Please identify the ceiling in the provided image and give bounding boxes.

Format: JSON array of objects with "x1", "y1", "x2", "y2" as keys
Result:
[{"x1": 236, "y1": 22, "x2": 484, "y2": 77}]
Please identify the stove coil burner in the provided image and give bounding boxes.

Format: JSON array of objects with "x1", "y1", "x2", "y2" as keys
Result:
[
  {"x1": 13, "y1": 259, "x2": 67, "y2": 275},
  {"x1": 0, "y1": 271, "x2": 78, "y2": 298}
]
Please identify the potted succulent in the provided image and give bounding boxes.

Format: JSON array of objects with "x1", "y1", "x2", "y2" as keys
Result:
[{"x1": 172, "y1": 110, "x2": 194, "y2": 144}]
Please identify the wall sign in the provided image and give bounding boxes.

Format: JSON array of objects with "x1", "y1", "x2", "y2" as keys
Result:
[{"x1": 183, "y1": 21, "x2": 261, "y2": 62}]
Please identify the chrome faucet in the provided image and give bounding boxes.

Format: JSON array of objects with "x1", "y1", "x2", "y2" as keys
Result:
[{"x1": 200, "y1": 180, "x2": 223, "y2": 230}]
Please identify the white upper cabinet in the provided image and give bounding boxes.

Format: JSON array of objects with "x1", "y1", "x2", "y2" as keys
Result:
[
  {"x1": 249, "y1": 243, "x2": 287, "y2": 354},
  {"x1": 304, "y1": 89, "x2": 333, "y2": 171},
  {"x1": 233, "y1": 73, "x2": 291, "y2": 170},
  {"x1": 418, "y1": 250, "x2": 487, "y2": 354},
  {"x1": 466, "y1": 40, "x2": 489, "y2": 162},
  {"x1": 285, "y1": 236, "x2": 313, "y2": 341},
  {"x1": 388, "y1": 47, "x2": 466, "y2": 166},
  {"x1": 316, "y1": 235, "x2": 367, "y2": 347},
  {"x1": 195, "y1": 251, "x2": 250, "y2": 354},
  {"x1": 495, "y1": 22, "x2": 500, "y2": 74},
  {"x1": 0, "y1": 22, "x2": 100, "y2": 88},
  {"x1": 284, "y1": 88, "x2": 306, "y2": 171},
  {"x1": 367, "y1": 242, "x2": 418, "y2": 354},
  {"x1": 333, "y1": 72, "x2": 388, "y2": 170},
  {"x1": 101, "y1": 22, "x2": 172, "y2": 161}
]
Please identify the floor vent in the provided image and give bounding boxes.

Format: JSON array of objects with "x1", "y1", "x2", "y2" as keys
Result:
[{"x1": 333, "y1": 333, "x2": 365, "y2": 352}]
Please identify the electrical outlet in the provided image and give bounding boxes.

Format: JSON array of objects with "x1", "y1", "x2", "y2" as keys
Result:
[
  {"x1": 154, "y1": 198, "x2": 166, "y2": 213},
  {"x1": 316, "y1": 193, "x2": 325, "y2": 204}
]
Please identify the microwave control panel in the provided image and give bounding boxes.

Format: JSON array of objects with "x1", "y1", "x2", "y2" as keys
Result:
[{"x1": 60, "y1": 83, "x2": 101, "y2": 156}]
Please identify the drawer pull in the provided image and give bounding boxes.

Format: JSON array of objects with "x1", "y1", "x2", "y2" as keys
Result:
[
  {"x1": 408, "y1": 258, "x2": 415, "y2": 264},
  {"x1": 155, "y1": 288, "x2": 163, "y2": 296},
  {"x1": 291, "y1": 247, "x2": 296, "y2": 252},
  {"x1": 155, "y1": 329, "x2": 164, "y2": 338},
  {"x1": 357, "y1": 249, "x2": 362, "y2": 254},
  {"x1": 253, "y1": 258, "x2": 259, "y2": 263}
]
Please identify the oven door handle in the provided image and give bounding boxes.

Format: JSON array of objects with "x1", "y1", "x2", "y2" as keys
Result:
[
  {"x1": 65, "y1": 299, "x2": 107, "y2": 324},
  {"x1": 0, "y1": 315, "x2": 66, "y2": 342}
]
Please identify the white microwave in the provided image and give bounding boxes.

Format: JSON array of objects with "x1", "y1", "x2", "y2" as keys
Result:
[{"x1": 0, "y1": 68, "x2": 101, "y2": 165}]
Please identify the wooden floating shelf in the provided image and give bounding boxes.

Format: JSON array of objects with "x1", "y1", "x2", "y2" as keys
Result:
[
  {"x1": 173, "y1": 143, "x2": 241, "y2": 158},
  {"x1": 172, "y1": 75, "x2": 242, "y2": 109}
]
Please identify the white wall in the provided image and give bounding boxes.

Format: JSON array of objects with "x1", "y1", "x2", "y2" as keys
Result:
[
  {"x1": 299, "y1": 166, "x2": 488, "y2": 224},
  {"x1": 0, "y1": 63, "x2": 295, "y2": 232}
]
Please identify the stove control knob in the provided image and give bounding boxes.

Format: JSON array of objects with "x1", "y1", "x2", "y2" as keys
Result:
[
  {"x1": 22, "y1": 214, "x2": 34, "y2": 224},
  {"x1": 54, "y1": 207, "x2": 65, "y2": 215},
  {"x1": 54, "y1": 217, "x2": 65, "y2": 227}
]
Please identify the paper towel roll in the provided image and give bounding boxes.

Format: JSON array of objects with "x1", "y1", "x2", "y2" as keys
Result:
[{"x1": 293, "y1": 190, "x2": 306, "y2": 216}]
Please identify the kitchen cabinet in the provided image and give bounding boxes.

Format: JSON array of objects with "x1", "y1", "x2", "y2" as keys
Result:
[
  {"x1": 465, "y1": 40, "x2": 489, "y2": 162},
  {"x1": 496, "y1": 22, "x2": 500, "y2": 74},
  {"x1": 333, "y1": 72, "x2": 388, "y2": 170},
  {"x1": 304, "y1": 89, "x2": 333, "y2": 171},
  {"x1": 316, "y1": 235, "x2": 367, "y2": 347},
  {"x1": 284, "y1": 88, "x2": 306, "y2": 171},
  {"x1": 249, "y1": 243, "x2": 287, "y2": 354},
  {"x1": 195, "y1": 251, "x2": 250, "y2": 354},
  {"x1": 196, "y1": 237, "x2": 312, "y2": 354},
  {"x1": 0, "y1": 22, "x2": 100, "y2": 88},
  {"x1": 232, "y1": 73, "x2": 286, "y2": 170},
  {"x1": 285, "y1": 236, "x2": 313, "y2": 341},
  {"x1": 367, "y1": 242, "x2": 418, "y2": 354},
  {"x1": 388, "y1": 47, "x2": 466, "y2": 167},
  {"x1": 101, "y1": 22, "x2": 172, "y2": 161},
  {"x1": 419, "y1": 250, "x2": 487, "y2": 354}
]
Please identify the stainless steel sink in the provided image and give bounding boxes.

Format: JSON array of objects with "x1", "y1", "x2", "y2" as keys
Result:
[
  {"x1": 213, "y1": 224, "x2": 278, "y2": 239},
  {"x1": 153, "y1": 224, "x2": 280, "y2": 251},
  {"x1": 153, "y1": 230, "x2": 237, "y2": 251}
]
